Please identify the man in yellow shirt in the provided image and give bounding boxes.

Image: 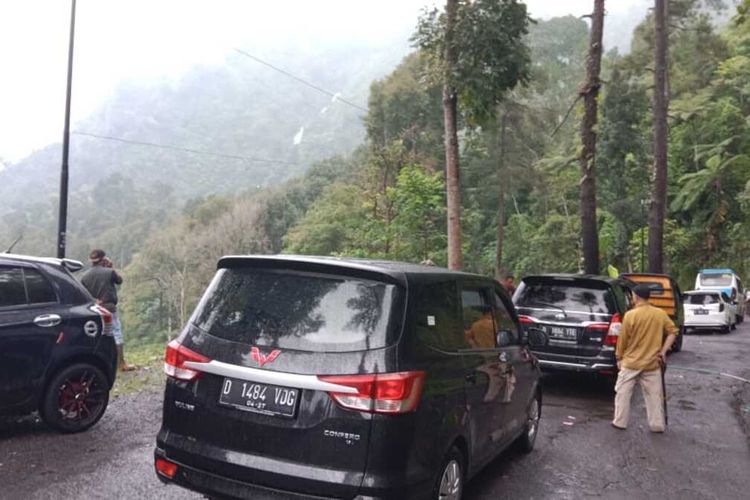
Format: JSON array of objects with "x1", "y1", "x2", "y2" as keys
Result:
[{"x1": 613, "y1": 284, "x2": 679, "y2": 432}]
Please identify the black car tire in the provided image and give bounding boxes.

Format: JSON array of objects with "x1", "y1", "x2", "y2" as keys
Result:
[
  {"x1": 515, "y1": 393, "x2": 541, "y2": 453},
  {"x1": 432, "y1": 447, "x2": 464, "y2": 500},
  {"x1": 671, "y1": 332, "x2": 683, "y2": 353},
  {"x1": 721, "y1": 325, "x2": 730, "y2": 334},
  {"x1": 731, "y1": 322, "x2": 737, "y2": 331},
  {"x1": 41, "y1": 363, "x2": 110, "y2": 433},
  {"x1": 738, "y1": 314, "x2": 744, "y2": 324}
]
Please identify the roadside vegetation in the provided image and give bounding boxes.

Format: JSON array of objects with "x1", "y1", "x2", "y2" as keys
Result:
[{"x1": 1, "y1": 1, "x2": 748, "y2": 346}]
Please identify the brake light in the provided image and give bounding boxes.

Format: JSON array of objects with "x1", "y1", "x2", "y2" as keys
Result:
[
  {"x1": 155, "y1": 458, "x2": 178, "y2": 479},
  {"x1": 518, "y1": 315, "x2": 536, "y2": 325},
  {"x1": 318, "y1": 371, "x2": 426, "y2": 414},
  {"x1": 164, "y1": 340, "x2": 210, "y2": 381},
  {"x1": 89, "y1": 305, "x2": 113, "y2": 337},
  {"x1": 604, "y1": 313, "x2": 622, "y2": 347}
]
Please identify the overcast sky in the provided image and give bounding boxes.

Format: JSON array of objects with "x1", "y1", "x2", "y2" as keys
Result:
[{"x1": 0, "y1": 0, "x2": 648, "y2": 163}]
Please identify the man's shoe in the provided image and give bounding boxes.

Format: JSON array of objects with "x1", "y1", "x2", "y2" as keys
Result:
[
  {"x1": 650, "y1": 427, "x2": 666, "y2": 433},
  {"x1": 611, "y1": 423, "x2": 626, "y2": 430}
]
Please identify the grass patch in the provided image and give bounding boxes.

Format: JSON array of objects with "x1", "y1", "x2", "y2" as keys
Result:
[{"x1": 111, "y1": 342, "x2": 167, "y2": 398}]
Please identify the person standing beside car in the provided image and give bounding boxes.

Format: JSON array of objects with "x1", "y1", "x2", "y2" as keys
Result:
[
  {"x1": 81, "y1": 249, "x2": 135, "y2": 372},
  {"x1": 612, "y1": 284, "x2": 678, "y2": 432}
]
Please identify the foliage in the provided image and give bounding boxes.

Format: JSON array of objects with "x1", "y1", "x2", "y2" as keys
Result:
[{"x1": 412, "y1": 0, "x2": 531, "y2": 123}]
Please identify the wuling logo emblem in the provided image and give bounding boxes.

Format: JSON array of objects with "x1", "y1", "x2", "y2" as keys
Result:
[{"x1": 251, "y1": 347, "x2": 281, "y2": 367}]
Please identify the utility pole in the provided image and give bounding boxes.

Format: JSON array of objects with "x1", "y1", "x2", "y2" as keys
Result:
[{"x1": 57, "y1": 0, "x2": 76, "y2": 258}]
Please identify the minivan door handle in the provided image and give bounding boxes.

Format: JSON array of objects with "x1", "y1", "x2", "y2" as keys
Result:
[{"x1": 34, "y1": 314, "x2": 62, "y2": 328}]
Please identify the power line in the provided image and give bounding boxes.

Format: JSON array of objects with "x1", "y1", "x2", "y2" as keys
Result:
[
  {"x1": 233, "y1": 48, "x2": 369, "y2": 113},
  {"x1": 72, "y1": 131, "x2": 298, "y2": 166}
]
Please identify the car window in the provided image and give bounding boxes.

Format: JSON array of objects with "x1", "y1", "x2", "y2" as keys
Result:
[
  {"x1": 24, "y1": 269, "x2": 57, "y2": 304},
  {"x1": 461, "y1": 288, "x2": 496, "y2": 349},
  {"x1": 491, "y1": 291, "x2": 519, "y2": 346},
  {"x1": 516, "y1": 281, "x2": 616, "y2": 314},
  {"x1": 699, "y1": 272, "x2": 733, "y2": 287},
  {"x1": 685, "y1": 293, "x2": 719, "y2": 305},
  {"x1": 0, "y1": 267, "x2": 27, "y2": 308},
  {"x1": 414, "y1": 280, "x2": 463, "y2": 352},
  {"x1": 193, "y1": 268, "x2": 400, "y2": 353}
]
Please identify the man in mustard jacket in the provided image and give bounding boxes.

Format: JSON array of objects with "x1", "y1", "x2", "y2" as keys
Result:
[{"x1": 612, "y1": 284, "x2": 679, "y2": 432}]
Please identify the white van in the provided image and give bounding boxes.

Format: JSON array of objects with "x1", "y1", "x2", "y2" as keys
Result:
[{"x1": 695, "y1": 269, "x2": 745, "y2": 323}]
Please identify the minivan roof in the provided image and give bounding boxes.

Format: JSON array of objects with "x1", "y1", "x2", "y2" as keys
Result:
[
  {"x1": 217, "y1": 255, "x2": 488, "y2": 287},
  {"x1": 521, "y1": 273, "x2": 631, "y2": 286}
]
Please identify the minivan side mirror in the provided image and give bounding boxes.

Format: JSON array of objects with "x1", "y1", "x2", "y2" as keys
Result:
[{"x1": 525, "y1": 327, "x2": 548, "y2": 348}]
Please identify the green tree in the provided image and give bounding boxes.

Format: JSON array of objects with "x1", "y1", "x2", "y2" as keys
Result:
[{"x1": 413, "y1": 0, "x2": 530, "y2": 270}]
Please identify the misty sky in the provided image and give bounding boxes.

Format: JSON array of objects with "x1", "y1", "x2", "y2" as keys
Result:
[{"x1": 0, "y1": 0, "x2": 648, "y2": 163}]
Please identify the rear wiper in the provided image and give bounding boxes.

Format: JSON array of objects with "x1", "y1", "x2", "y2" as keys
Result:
[{"x1": 526, "y1": 301, "x2": 567, "y2": 318}]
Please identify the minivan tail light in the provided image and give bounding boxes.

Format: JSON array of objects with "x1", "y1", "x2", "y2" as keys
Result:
[
  {"x1": 164, "y1": 340, "x2": 210, "y2": 381},
  {"x1": 155, "y1": 458, "x2": 178, "y2": 479},
  {"x1": 604, "y1": 313, "x2": 622, "y2": 347},
  {"x1": 318, "y1": 371, "x2": 426, "y2": 414}
]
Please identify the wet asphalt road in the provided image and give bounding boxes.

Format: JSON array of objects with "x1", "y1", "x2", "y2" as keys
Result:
[{"x1": 2, "y1": 322, "x2": 749, "y2": 500}]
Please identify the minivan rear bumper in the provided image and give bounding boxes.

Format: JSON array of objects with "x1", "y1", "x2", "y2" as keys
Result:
[
  {"x1": 156, "y1": 431, "x2": 364, "y2": 499},
  {"x1": 533, "y1": 351, "x2": 616, "y2": 373}
]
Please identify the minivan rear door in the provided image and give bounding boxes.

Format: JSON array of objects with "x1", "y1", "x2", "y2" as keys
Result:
[{"x1": 162, "y1": 265, "x2": 404, "y2": 498}]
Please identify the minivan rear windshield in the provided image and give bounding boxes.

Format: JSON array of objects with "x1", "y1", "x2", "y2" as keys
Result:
[
  {"x1": 192, "y1": 268, "x2": 400, "y2": 352},
  {"x1": 515, "y1": 281, "x2": 615, "y2": 315},
  {"x1": 685, "y1": 293, "x2": 719, "y2": 305},
  {"x1": 699, "y1": 273, "x2": 732, "y2": 286}
]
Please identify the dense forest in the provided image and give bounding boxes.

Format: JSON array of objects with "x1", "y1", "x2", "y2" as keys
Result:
[{"x1": 2, "y1": 0, "x2": 749, "y2": 344}]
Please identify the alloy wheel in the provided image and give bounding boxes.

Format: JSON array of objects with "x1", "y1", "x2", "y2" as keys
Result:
[
  {"x1": 438, "y1": 459, "x2": 462, "y2": 499},
  {"x1": 57, "y1": 368, "x2": 107, "y2": 424}
]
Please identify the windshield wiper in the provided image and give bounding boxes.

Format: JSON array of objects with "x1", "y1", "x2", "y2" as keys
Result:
[{"x1": 525, "y1": 301, "x2": 567, "y2": 318}]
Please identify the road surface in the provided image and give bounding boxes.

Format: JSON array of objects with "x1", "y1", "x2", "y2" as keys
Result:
[{"x1": 2, "y1": 322, "x2": 749, "y2": 499}]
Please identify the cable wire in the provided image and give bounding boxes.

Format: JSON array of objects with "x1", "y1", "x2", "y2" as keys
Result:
[
  {"x1": 233, "y1": 48, "x2": 368, "y2": 113},
  {"x1": 72, "y1": 131, "x2": 298, "y2": 166}
]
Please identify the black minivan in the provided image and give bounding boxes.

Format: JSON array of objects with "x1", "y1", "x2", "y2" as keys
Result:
[
  {"x1": 0, "y1": 254, "x2": 117, "y2": 432},
  {"x1": 155, "y1": 256, "x2": 544, "y2": 499}
]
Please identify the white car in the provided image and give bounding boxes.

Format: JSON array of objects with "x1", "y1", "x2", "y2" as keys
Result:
[{"x1": 684, "y1": 290, "x2": 736, "y2": 334}]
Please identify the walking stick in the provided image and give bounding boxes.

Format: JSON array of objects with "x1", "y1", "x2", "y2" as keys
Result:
[{"x1": 660, "y1": 358, "x2": 668, "y2": 427}]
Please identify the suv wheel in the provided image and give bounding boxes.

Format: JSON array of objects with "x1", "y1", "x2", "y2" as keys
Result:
[
  {"x1": 516, "y1": 393, "x2": 541, "y2": 453},
  {"x1": 41, "y1": 363, "x2": 110, "y2": 433},
  {"x1": 434, "y1": 447, "x2": 464, "y2": 500},
  {"x1": 671, "y1": 332, "x2": 683, "y2": 353}
]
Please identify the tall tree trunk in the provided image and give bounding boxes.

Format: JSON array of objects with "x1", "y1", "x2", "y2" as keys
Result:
[
  {"x1": 649, "y1": 0, "x2": 669, "y2": 273},
  {"x1": 579, "y1": 0, "x2": 604, "y2": 275},
  {"x1": 495, "y1": 112, "x2": 508, "y2": 279},
  {"x1": 443, "y1": 0, "x2": 462, "y2": 271}
]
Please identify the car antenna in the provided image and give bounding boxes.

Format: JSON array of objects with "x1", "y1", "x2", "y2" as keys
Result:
[{"x1": 4, "y1": 234, "x2": 23, "y2": 253}]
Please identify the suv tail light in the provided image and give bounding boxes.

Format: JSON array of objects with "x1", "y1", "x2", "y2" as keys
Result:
[
  {"x1": 604, "y1": 313, "x2": 622, "y2": 346},
  {"x1": 164, "y1": 340, "x2": 210, "y2": 381},
  {"x1": 583, "y1": 313, "x2": 621, "y2": 347},
  {"x1": 318, "y1": 371, "x2": 426, "y2": 414},
  {"x1": 518, "y1": 315, "x2": 536, "y2": 325},
  {"x1": 89, "y1": 305, "x2": 113, "y2": 337}
]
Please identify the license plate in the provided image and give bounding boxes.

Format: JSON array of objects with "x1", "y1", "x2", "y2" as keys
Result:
[
  {"x1": 547, "y1": 326, "x2": 578, "y2": 340},
  {"x1": 218, "y1": 378, "x2": 299, "y2": 418},
  {"x1": 694, "y1": 309, "x2": 708, "y2": 315}
]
